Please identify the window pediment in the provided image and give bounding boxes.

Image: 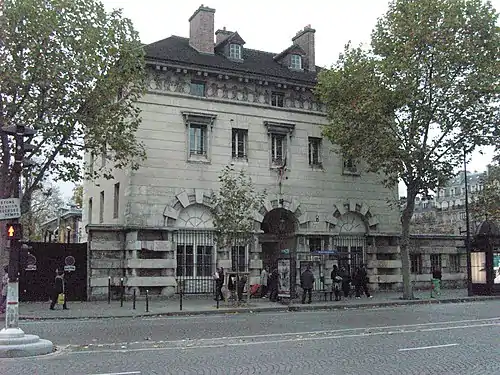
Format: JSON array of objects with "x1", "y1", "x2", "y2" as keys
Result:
[
  {"x1": 181, "y1": 111, "x2": 217, "y2": 127},
  {"x1": 264, "y1": 121, "x2": 295, "y2": 135}
]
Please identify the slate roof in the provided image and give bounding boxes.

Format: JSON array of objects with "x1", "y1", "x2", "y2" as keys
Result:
[{"x1": 144, "y1": 36, "x2": 319, "y2": 85}]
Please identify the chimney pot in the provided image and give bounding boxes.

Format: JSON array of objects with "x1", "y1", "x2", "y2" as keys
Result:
[{"x1": 292, "y1": 25, "x2": 316, "y2": 72}]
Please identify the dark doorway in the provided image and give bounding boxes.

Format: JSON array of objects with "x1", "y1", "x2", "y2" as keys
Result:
[
  {"x1": 261, "y1": 242, "x2": 280, "y2": 270},
  {"x1": 19, "y1": 242, "x2": 87, "y2": 302}
]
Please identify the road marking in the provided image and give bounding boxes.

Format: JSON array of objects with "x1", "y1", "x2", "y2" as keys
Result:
[
  {"x1": 70, "y1": 322, "x2": 499, "y2": 355},
  {"x1": 398, "y1": 343, "x2": 459, "y2": 352},
  {"x1": 88, "y1": 372, "x2": 141, "y2": 375}
]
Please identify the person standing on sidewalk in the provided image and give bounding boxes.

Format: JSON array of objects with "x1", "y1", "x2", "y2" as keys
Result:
[
  {"x1": 330, "y1": 265, "x2": 342, "y2": 301},
  {"x1": 50, "y1": 269, "x2": 68, "y2": 310},
  {"x1": 300, "y1": 265, "x2": 315, "y2": 304},
  {"x1": 213, "y1": 267, "x2": 224, "y2": 302},
  {"x1": 260, "y1": 267, "x2": 269, "y2": 298},
  {"x1": 0, "y1": 265, "x2": 8, "y2": 313},
  {"x1": 354, "y1": 265, "x2": 372, "y2": 299}
]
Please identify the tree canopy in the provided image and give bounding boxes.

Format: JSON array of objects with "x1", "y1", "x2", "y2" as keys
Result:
[
  {"x1": 72, "y1": 184, "x2": 83, "y2": 208},
  {"x1": 317, "y1": 0, "x2": 500, "y2": 299},
  {"x1": 471, "y1": 164, "x2": 500, "y2": 223},
  {"x1": 0, "y1": 0, "x2": 147, "y2": 204},
  {"x1": 211, "y1": 166, "x2": 266, "y2": 252}
]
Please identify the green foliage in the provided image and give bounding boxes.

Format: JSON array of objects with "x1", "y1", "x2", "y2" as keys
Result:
[
  {"x1": 0, "y1": 0, "x2": 147, "y2": 201},
  {"x1": 471, "y1": 164, "x2": 500, "y2": 223},
  {"x1": 211, "y1": 166, "x2": 266, "y2": 249},
  {"x1": 72, "y1": 184, "x2": 83, "y2": 208},
  {"x1": 317, "y1": 0, "x2": 500, "y2": 298}
]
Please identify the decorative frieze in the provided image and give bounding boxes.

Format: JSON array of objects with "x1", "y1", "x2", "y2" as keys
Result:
[{"x1": 146, "y1": 69, "x2": 324, "y2": 112}]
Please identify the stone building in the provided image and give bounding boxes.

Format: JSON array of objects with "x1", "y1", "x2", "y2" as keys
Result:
[{"x1": 83, "y1": 5, "x2": 411, "y2": 299}]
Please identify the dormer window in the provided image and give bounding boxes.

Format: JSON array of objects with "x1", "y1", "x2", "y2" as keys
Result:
[
  {"x1": 290, "y1": 54, "x2": 302, "y2": 70},
  {"x1": 229, "y1": 44, "x2": 242, "y2": 60}
]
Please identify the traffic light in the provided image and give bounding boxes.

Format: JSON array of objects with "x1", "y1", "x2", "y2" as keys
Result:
[
  {"x1": 1, "y1": 124, "x2": 37, "y2": 172},
  {"x1": 6, "y1": 223, "x2": 22, "y2": 240}
]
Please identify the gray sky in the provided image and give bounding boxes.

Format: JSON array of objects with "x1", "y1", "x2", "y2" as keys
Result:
[{"x1": 60, "y1": 0, "x2": 498, "y2": 200}]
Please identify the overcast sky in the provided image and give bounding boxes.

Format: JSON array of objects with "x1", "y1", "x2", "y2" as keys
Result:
[{"x1": 60, "y1": 0, "x2": 498, "y2": 199}]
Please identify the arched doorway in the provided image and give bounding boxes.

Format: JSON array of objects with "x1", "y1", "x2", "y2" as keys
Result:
[{"x1": 260, "y1": 208, "x2": 297, "y2": 270}]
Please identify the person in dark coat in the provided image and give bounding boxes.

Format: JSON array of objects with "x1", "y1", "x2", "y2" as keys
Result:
[
  {"x1": 339, "y1": 267, "x2": 351, "y2": 298},
  {"x1": 237, "y1": 274, "x2": 247, "y2": 302},
  {"x1": 50, "y1": 269, "x2": 68, "y2": 310},
  {"x1": 268, "y1": 269, "x2": 279, "y2": 302},
  {"x1": 214, "y1": 267, "x2": 224, "y2": 301},
  {"x1": 354, "y1": 265, "x2": 372, "y2": 299},
  {"x1": 300, "y1": 265, "x2": 315, "y2": 304},
  {"x1": 330, "y1": 265, "x2": 342, "y2": 301}
]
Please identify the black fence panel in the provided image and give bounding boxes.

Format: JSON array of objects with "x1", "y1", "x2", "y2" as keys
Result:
[{"x1": 19, "y1": 242, "x2": 87, "y2": 302}]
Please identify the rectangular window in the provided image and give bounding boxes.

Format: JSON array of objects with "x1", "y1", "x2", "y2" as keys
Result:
[
  {"x1": 271, "y1": 134, "x2": 286, "y2": 165},
  {"x1": 290, "y1": 54, "x2": 302, "y2": 70},
  {"x1": 190, "y1": 81, "x2": 205, "y2": 97},
  {"x1": 343, "y1": 157, "x2": 358, "y2": 175},
  {"x1": 271, "y1": 92, "x2": 284, "y2": 108},
  {"x1": 88, "y1": 198, "x2": 93, "y2": 225},
  {"x1": 308, "y1": 137, "x2": 322, "y2": 166},
  {"x1": 196, "y1": 245, "x2": 214, "y2": 277},
  {"x1": 430, "y1": 254, "x2": 442, "y2": 272},
  {"x1": 99, "y1": 191, "x2": 104, "y2": 223},
  {"x1": 449, "y1": 254, "x2": 460, "y2": 273},
  {"x1": 229, "y1": 44, "x2": 242, "y2": 59},
  {"x1": 113, "y1": 183, "x2": 120, "y2": 219},
  {"x1": 231, "y1": 129, "x2": 248, "y2": 159},
  {"x1": 176, "y1": 245, "x2": 194, "y2": 277},
  {"x1": 189, "y1": 124, "x2": 207, "y2": 156},
  {"x1": 410, "y1": 254, "x2": 423, "y2": 274},
  {"x1": 231, "y1": 246, "x2": 247, "y2": 272},
  {"x1": 309, "y1": 238, "x2": 322, "y2": 252}
]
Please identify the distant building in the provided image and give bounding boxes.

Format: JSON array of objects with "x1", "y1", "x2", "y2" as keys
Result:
[
  {"x1": 40, "y1": 204, "x2": 83, "y2": 243},
  {"x1": 412, "y1": 169, "x2": 489, "y2": 234}
]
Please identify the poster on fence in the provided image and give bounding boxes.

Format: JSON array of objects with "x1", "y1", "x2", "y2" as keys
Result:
[{"x1": 277, "y1": 258, "x2": 291, "y2": 298}]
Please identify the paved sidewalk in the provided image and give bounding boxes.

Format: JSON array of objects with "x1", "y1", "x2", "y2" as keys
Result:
[{"x1": 4, "y1": 288, "x2": 499, "y2": 321}]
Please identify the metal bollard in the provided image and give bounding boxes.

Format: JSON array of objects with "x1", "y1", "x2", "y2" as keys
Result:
[
  {"x1": 179, "y1": 281, "x2": 183, "y2": 311},
  {"x1": 146, "y1": 289, "x2": 149, "y2": 312},
  {"x1": 133, "y1": 288, "x2": 136, "y2": 310},
  {"x1": 107, "y1": 276, "x2": 111, "y2": 304},
  {"x1": 120, "y1": 278, "x2": 124, "y2": 307}
]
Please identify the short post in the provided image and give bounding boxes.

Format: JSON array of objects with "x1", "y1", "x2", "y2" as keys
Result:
[
  {"x1": 145, "y1": 289, "x2": 149, "y2": 312},
  {"x1": 133, "y1": 288, "x2": 136, "y2": 310},
  {"x1": 179, "y1": 281, "x2": 183, "y2": 311},
  {"x1": 215, "y1": 280, "x2": 219, "y2": 309},
  {"x1": 107, "y1": 276, "x2": 111, "y2": 304},
  {"x1": 120, "y1": 277, "x2": 124, "y2": 307}
]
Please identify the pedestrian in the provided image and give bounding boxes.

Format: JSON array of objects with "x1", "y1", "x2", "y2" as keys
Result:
[
  {"x1": 339, "y1": 267, "x2": 351, "y2": 298},
  {"x1": 213, "y1": 267, "x2": 224, "y2": 302},
  {"x1": 431, "y1": 268, "x2": 442, "y2": 298},
  {"x1": 50, "y1": 269, "x2": 68, "y2": 310},
  {"x1": 330, "y1": 265, "x2": 342, "y2": 301},
  {"x1": 354, "y1": 265, "x2": 372, "y2": 299},
  {"x1": 0, "y1": 265, "x2": 8, "y2": 313},
  {"x1": 300, "y1": 265, "x2": 315, "y2": 304},
  {"x1": 268, "y1": 269, "x2": 279, "y2": 302},
  {"x1": 260, "y1": 266, "x2": 269, "y2": 298}
]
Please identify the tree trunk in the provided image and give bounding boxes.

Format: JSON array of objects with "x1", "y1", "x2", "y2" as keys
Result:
[{"x1": 400, "y1": 187, "x2": 417, "y2": 300}]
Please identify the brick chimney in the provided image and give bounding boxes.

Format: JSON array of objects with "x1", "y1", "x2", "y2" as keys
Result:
[
  {"x1": 215, "y1": 27, "x2": 233, "y2": 45},
  {"x1": 292, "y1": 25, "x2": 316, "y2": 72},
  {"x1": 189, "y1": 4, "x2": 216, "y2": 54}
]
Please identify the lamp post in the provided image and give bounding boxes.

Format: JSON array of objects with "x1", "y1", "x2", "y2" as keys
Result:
[{"x1": 462, "y1": 146, "x2": 473, "y2": 297}]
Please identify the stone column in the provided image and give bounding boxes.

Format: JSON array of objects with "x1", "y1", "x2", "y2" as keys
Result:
[{"x1": 125, "y1": 231, "x2": 140, "y2": 295}]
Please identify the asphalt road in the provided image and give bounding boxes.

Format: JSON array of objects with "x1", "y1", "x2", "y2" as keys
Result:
[{"x1": 1, "y1": 300, "x2": 499, "y2": 375}]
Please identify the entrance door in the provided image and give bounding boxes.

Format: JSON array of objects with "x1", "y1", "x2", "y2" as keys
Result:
[{"x1": 261, "y1": 242, "x2": 280, "y2": 270}]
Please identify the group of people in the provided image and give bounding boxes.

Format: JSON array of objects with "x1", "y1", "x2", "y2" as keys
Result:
[
  {"x1": 331, "y1": 264, "x2": 372, "y2": 301},
  {"x1": 213, "y1": 266, "x2": 249, "y2": 302}
]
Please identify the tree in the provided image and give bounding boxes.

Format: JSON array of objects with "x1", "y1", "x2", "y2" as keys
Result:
[
  {"x1": 20, "y1": 183, "x2": 65, "y2": 241},
  {"x1": 72, "y1": 184, "x2": 83, "y2": 208},
  {"x1": 0, "y1": 0, "x2": 147, "y2": 206},
  {"x1": 471, "y1": 164, "x2": 500, "y2": 223},
  {"x1": 210, "y1": 166, "x2": 266, "y2": 299},
  {"x1": 317, "y1": 0, "x2": 500, "y2": 299}
]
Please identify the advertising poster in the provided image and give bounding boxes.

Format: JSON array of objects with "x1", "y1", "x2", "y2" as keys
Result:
[
  {"x1": 277, "y1": 258, "x2": 291, "y2": 298},
  {"x1": 494, "y1": 253, "x2": 500, "y2": 284}
]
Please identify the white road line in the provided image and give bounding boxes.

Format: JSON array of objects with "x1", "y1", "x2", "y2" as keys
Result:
[
  {"x1": 70, "y1": 322, "x2": 499, "y2": 355},
  {"x1": 398, "y1": 343, "x2": 459, "y2": 352},
  {"x1": 88, "y1": 371, "x2": 141, "y2": 375}
]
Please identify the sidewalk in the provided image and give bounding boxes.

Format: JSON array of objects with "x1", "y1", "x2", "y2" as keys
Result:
[{"x1": 7, "y1": 288, "x2": 500, "y2": 321}]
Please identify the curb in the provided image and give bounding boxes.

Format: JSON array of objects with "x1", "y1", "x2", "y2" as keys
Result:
[{"x1": 17, "y1": 295, "x2": 500, "y2": 321}]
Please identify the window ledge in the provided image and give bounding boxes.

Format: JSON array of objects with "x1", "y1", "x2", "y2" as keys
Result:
[
  {"x1": 289, "y1": 67, "x2": 304, "y2": 72},
  {"x1": 188, "y1": 155, "x2": 210, "y2": 164}
]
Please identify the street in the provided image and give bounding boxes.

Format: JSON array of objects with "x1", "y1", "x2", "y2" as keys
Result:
[{"x1": 1, "y1": 300, "x2": 499, "y2": 374}]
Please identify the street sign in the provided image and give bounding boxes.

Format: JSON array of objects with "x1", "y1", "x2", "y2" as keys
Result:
[
  {"x1": 64, "y1": 256, "x2": 76, "y2": 272},
  {"x1": 0, "y1": 198, "x2": 21, "y2": 220}
]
